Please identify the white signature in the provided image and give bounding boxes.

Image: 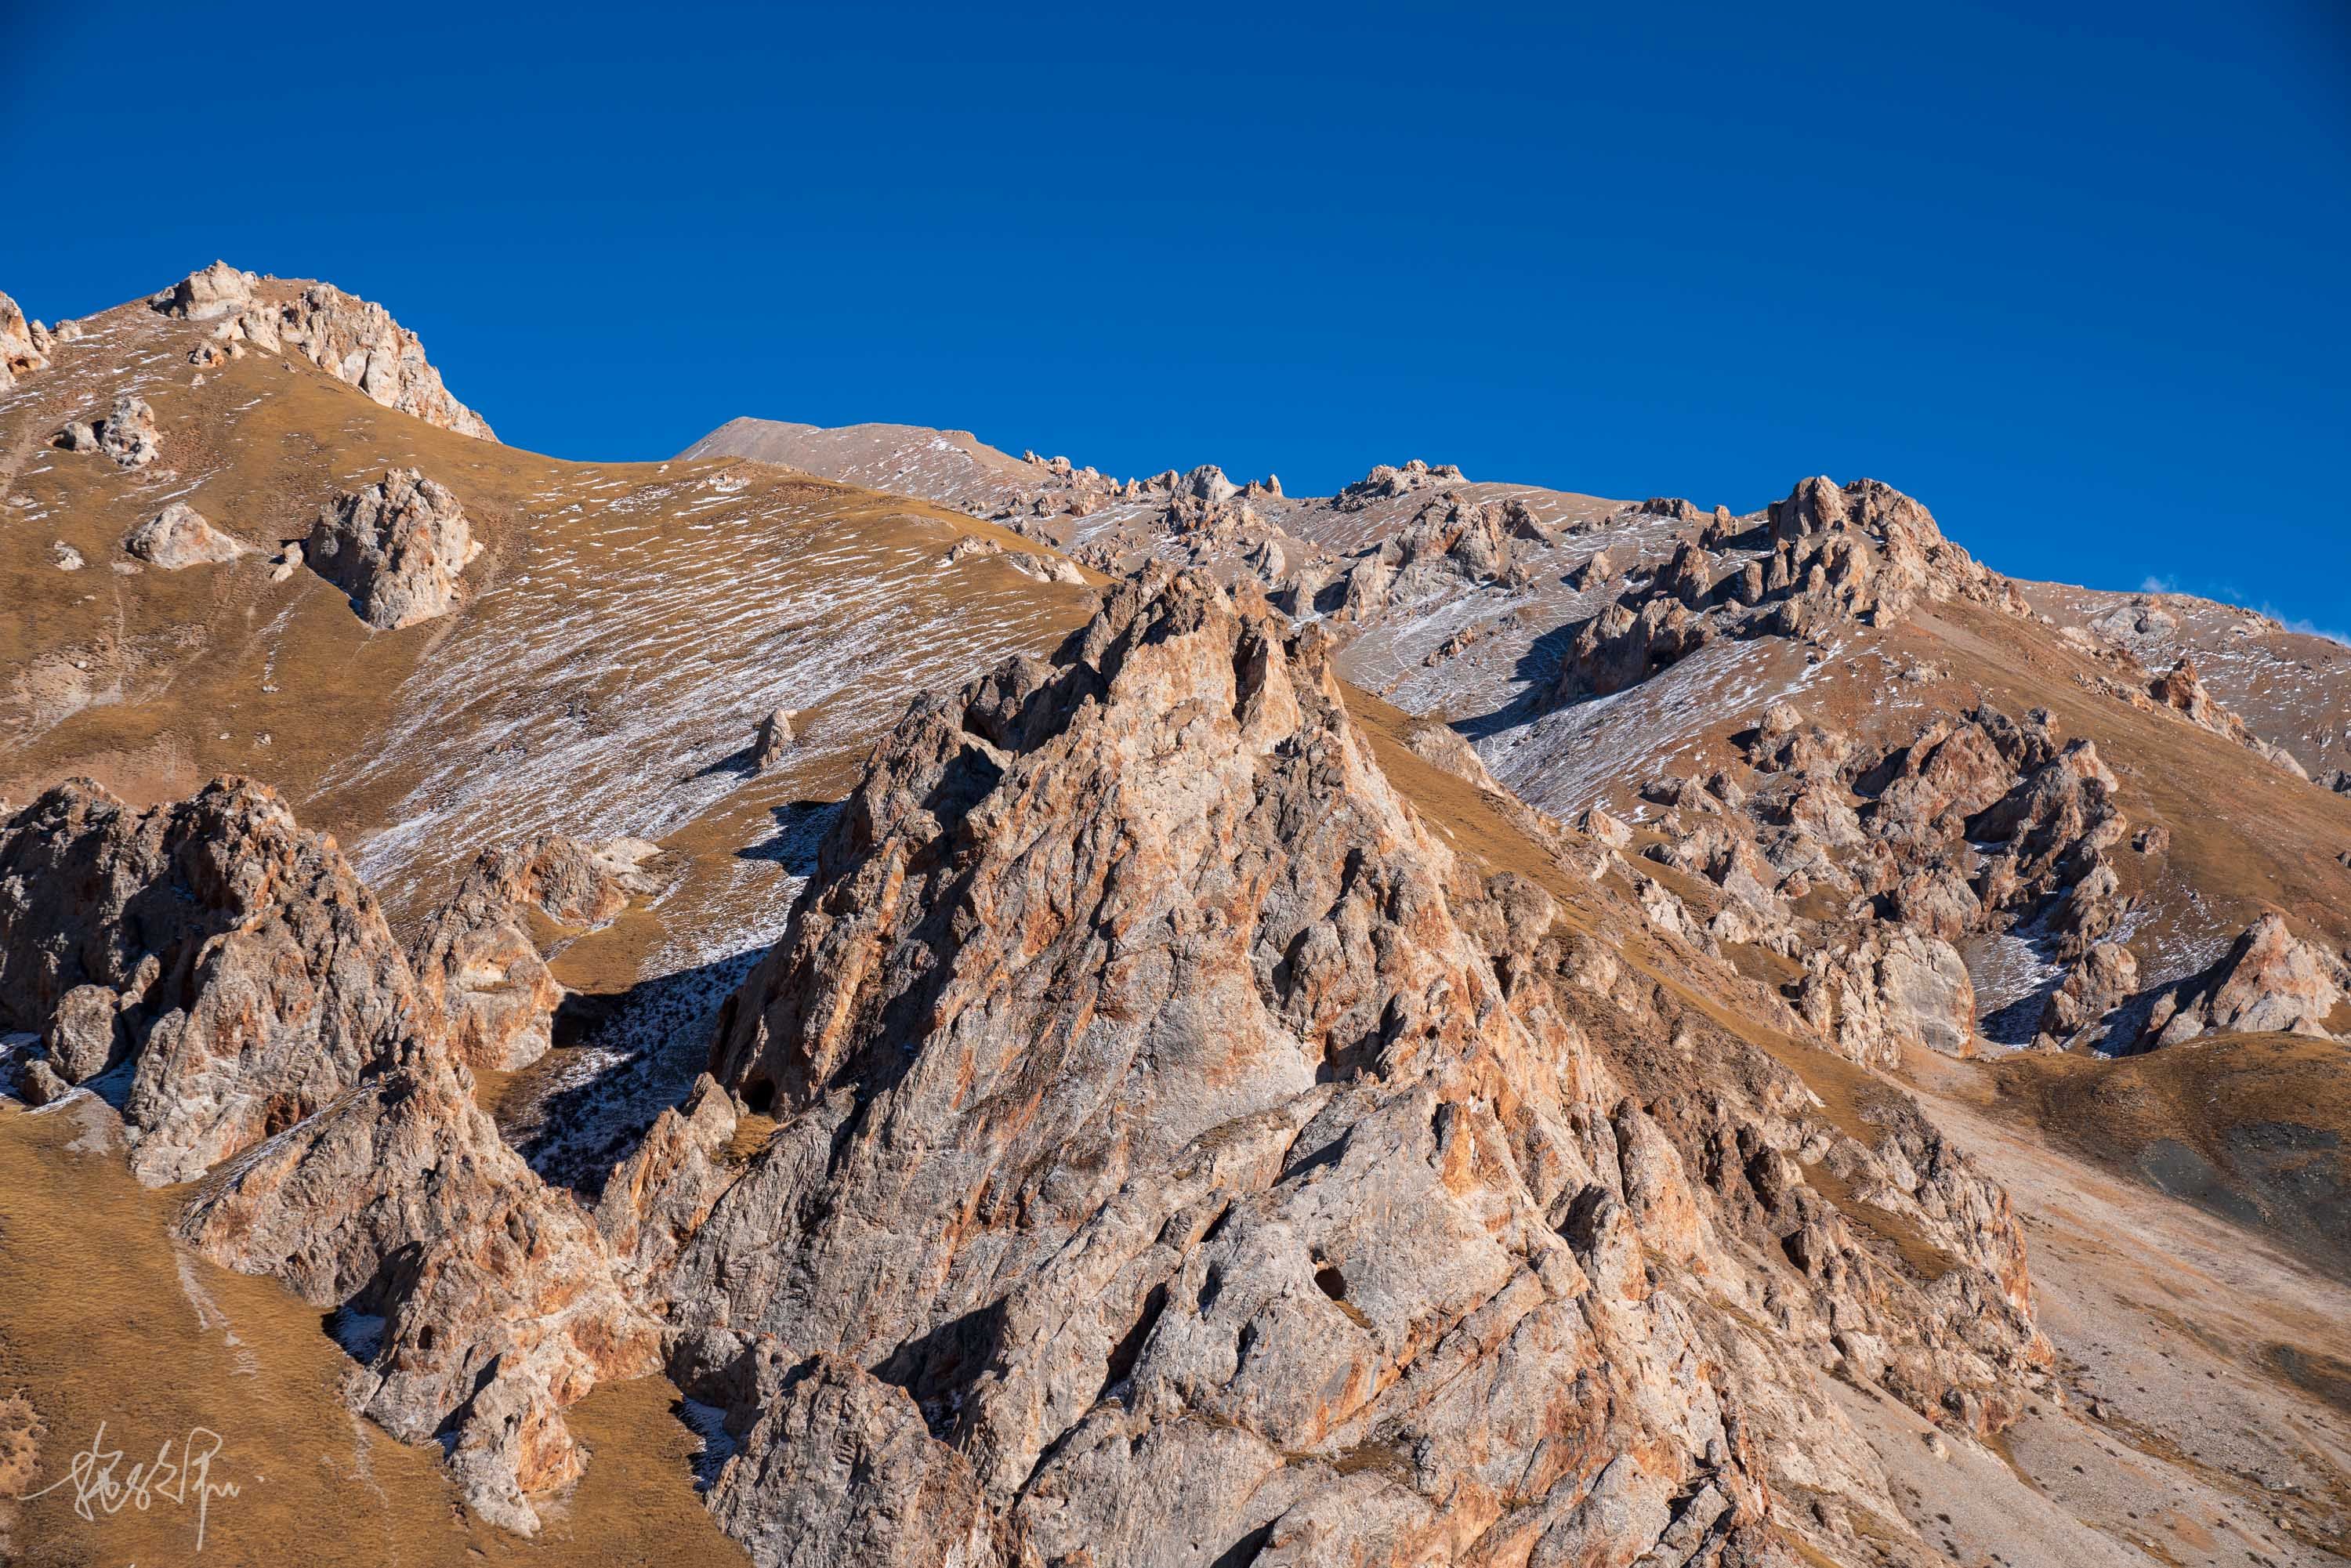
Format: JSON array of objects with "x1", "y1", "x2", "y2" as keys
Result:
[{"x1": 20, "y1": 1420, "x2": 246, "y2": 1552}]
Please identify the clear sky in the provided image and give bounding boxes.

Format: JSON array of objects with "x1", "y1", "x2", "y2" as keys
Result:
[{"x1": 9, "y1": 1, "x2": 2348, "y2": 633}]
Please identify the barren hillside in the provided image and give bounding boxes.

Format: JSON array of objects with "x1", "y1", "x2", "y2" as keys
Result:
[{"x1": 0, "y1": 273, "x2": 2345, "y2": 1567}]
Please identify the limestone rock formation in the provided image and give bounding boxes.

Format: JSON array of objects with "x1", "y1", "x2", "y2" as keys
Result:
[
  {"x1": 307, "y1": 467, "x2": 482, "y2": 629},
  {"x1": 123, "y1": 502, "x2": 247, "y2": 569},
  {"x1": 2140, "y1": 913, "x2": 2346, "y2": 1048},
  {"x1": 0, "y1": 289, "x2": 49, "y2": 383},
  {"x1": 753, "y1": 705, "x2": 796, "y2": 771},
  {"x1": 412, "y1": 862, "x2": 565, "y2": 1074},
  {"x1": 2039, "y1": 940, "x2": 2139, "y2": 1040},
  {"x1": 96, "y1": 393, "x2": 161, "y2": 469},
  {"x1": 179, "y1": 1045, "x2": 662, "y2": 1532},
  {"x1": 411, "y1": 832, "x2": 657, "y2": 1070},
  {"x1": 1332, "y1": 457, "x2": 1465, "y2": 509},
  {"x1": 152, "y1": 260, "x2": 258, "y2": 320},
  {"x1": 674, "y1": 1343, "x2": 1006, "y2": 1568},
  {"x1": 1552, "y1": 477, "x2": 2017, "y2": 702},
  {"x1": 209, "y1": 283, "x2": 496, "y2": 439},
  {"x1": 2149, "y1": 656, "x2": 2309, "y2": 777},
  {"x1": 491, "y1": 831, "x2": 662, "y2": 927},
  {"x1": 620, "y1": 570, "x2": 2046, "y2": 1566},
  {"x1": 0, "y1": 779, "x2": 420, "y2": 1186},
  {"x1": 1312, "y1": 493, "x2": 1541, "y2": 620},
  {"x1": 0, "y1": 780, "x2": 665, "y2": 1530}
]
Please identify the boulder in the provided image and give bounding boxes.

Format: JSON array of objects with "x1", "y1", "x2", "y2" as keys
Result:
[
  {"x1": 1571, "y1": 547, "x2": 1620, "y2": 590},
  {"x1": 754, "y1": 707, "x2": 797, "y2": 771},
  {"x1": 1183, "y1": 464, "x2": 1237, "y2": 504},
  {"x1": 19, "y1": 1057, "x2": 71, "y2": 1107},
  {"x1": 1581, "y1": 803, "x2": 1634, "y2": 850},
  {"x1": 307, "y1": 468, "x2": 482, "y2": 628},
  {"x1": 124, "y1": 502, "x2": 247, "y2": 569},
  {"x1": 490, "y1": 832, "x2": 659, "y2": 928},
  {"x1": 97, "y1": 394, "x2": 161, "y2": 469},
  {"x1": 2040, "y1": 942, "x2": 2139, "y2": 1039},
  {"x1": 152, "y1": 260, "x2": 259, "y2": 321},
  {"x1": 2146, "y1": 914, "x2": 2346, "y2": 1048},
  {"x1": 0, "y1": 290, "x2": 49, "y2": 383}
]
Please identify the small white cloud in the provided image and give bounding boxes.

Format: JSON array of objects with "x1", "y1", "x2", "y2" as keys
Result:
[
  {"x1": 2275, "y1": 614, "x2": 2351, "y2": 648},
  {"x1": 2138, "y1": 574, "x2": 2176, "y2": 595}
]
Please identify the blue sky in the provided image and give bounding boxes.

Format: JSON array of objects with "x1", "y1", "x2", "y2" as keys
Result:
[{"x1": 9, "y1": 1, "x2": 2348, "y2": 632}]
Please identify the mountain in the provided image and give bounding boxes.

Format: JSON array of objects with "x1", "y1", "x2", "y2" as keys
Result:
[{"x1": 0, "y1": 267, "x2": 2346, "y2": 1567}]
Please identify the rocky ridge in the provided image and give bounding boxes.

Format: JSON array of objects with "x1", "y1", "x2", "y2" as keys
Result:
[
  {"x1": 1551, "y1": 477, "x2": 2024, "y2": 702},
  {"x1": 0, "y1": 781, "x2": 667, "y2": 1529},
  {"x1": 647, "y1": 570, "x2": 2047, "y2": 1566},
  {"x1": 0, "y1": 574, "x2": 2056, "y2": 1566},
  {"x1": 162, "y1": 262, "x2": 497, "y2": 439},
  {"x1": 6, "y1": 266, "x2": 2350, "y2": 1566}
]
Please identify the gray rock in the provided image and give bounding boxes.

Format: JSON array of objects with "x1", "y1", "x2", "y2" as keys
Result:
[
  {"x1": 307, "y1": 468, "x2": 481, "y2": 628},
  {"x1": 124, "y1": 502, "x2": 247, "y2": 569}
]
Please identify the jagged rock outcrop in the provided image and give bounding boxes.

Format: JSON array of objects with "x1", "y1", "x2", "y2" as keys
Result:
[
  {"x1": 672, "y1": 1341, "x2": 1007, "y2": 1568},
  {"x1": 1313, "y1": 493, "x2": 1541, "y2": 621},
  {"x1": 0, "y1": 777, "x2": 676, "y2": 1529},
  {"x1": 1552, "y1": 478, "x2": 2020, "y2": 702},
  {"x1": 152, "y1": 260, "x2": 258, "y2": 321},
  {"x1": 2139, "y1": 914, "x2": 2346, "y2": 1049},
  {"x1": 208, "y1": 282, "x2": 496, "y2": 439},
  {"x1": 493, "y1": 831, "x2": 661, "y2": 926},
  {"x1": 0, "y1": 290, "x2": 49, "y2": 383},
  {"x1": 307, "y1": 467, "x2": 483, "y2": 629},
  {"x1": 1717, "y1": 701, "x2": 2139, "y2": 1052},
  {"x1": 96, "y1": 393, "x2": 161, "y2": 469},
  {"x1": 1332, "y1": 457, "x2": 1465, "y2": 509},
  {"x1": 412, "y1": 832, "x2": 657, "y2": 1070},
  {"x1": 179, "y1": 1045, "x2": 662, "y2": 1531},
  {"x1": 412, "y1": 860, "x2": 566, "y2": 1074},
  {"x1": 0, "y1": 779, "x2": 419, "y2": 1186},
  {"x1": 1796, "y1": 929, "x2": 1978, "y2": 1065},
  {"x1": 2038, "y1": 940, "x2": 2139, "y2": 1041},
  {"x1": 2150, "y1": 657, "x2": 2309, "y2": 777},
  {"x1": 1005, "y1": 548, "x2": 1088, "y2": 585},
  {"x1": 754, "y1": 705, "x2": 797, "y2": 771},
  {"x1": 123, "y1": 502, "x2": 247, "y2": 568},
  {"x1": 602, "y1": 570, "x2": 2048, "y2": 1566}
]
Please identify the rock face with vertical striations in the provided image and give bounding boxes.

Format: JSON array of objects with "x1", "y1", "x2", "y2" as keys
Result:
[
  {"x1": 618, "y1": 568, "x2": 2046, "y2": 1566},
  {"x1": 307, "y1": 467, "x2": 483, "y2": 629}
]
